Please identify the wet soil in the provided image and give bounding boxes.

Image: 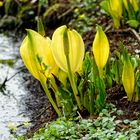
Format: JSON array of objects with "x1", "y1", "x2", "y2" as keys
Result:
[{"x1": 21, "y1": 71, "x2": 57, "y2": 138}]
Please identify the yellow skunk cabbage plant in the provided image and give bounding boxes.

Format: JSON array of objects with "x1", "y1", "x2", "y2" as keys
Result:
[
  {"x1": 122, "y1": 54, "x2": 135, "y2": 101},
  {"x1": 92, "y1": 25, "x2": 110, "y2": 78},
  {"x1": 122, "y1": 51, "x2": 138, "y2": 102},
  {"x1": 123, "y1": 0, "x2": 139, "y2": 26},
  {"x1": 108, "y1": 0, "x2": 122, "y2": 28},
  {"x1": 100, "y1": 0, "x2": 122, "y2": 28},
  {"x1": 20, "y1": 29, "x2": 61, "y2": 116},
  {"x1": 51, "y1": 25, "x2": 84, "y2": 73},
  {"x1": 51, "y1": 25, "x2": 85, "y2": 110},
  {"x1": 100, "y1": 0, "x2": 140, "y2": 28},
  {"x1": 20, "y1": 22, "x2": 139, "y2": 117}
]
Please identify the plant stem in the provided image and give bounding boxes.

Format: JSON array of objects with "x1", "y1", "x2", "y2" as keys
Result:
[
  {"x1": 99, "y1": 68, "x2": 103, "y2": 79},
  {"x1": 89, "y1": 85, "x2": 95, "y2": 115},
  {"x1": 113, "y1": 17, "x2": 120, "y2": 29},
  {"x1": 40, "y1": 80, "x2": 61, "y2": 116},
  {"x1": 50, "y1": 77, "x2": 61, "y2": 107},
  {"x1": 66, "y1": 55, "x2": 82, "y2": 110}
]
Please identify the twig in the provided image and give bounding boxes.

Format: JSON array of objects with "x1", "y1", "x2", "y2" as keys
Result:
[
  {"x1": 128, "y1": 28, "x2": 140, "y2": 44},
  {"x1": 107, "y1": 27, "x2": 140, "y2": 44},
  {"x1": 6, "y1": 70, "x2": 22, "y2": 82},
  {"x1": 77, "y1": 111, "x2": 83, "y2": 119},
  {"x1": 117, "y1": 123, "x2": 130, "y2": 130},
  {"x1": 16, "y1": 105, "x2": 51, "y2": 128},
  {"x1": 0, "y1": 67, "x2": 25, "y2": 92},
  {"x1": 0, "y1": 70, "x2": 9, "y2": 93},
  {"x1": 14, "y1": 0, "x2": 21, "y2": 6},
  {"x1": 58, "y1": 7, "x2": 74, "y2": 20},
  {"x1": 104, "y1": 24, "x2": 112, "y2": 33}
]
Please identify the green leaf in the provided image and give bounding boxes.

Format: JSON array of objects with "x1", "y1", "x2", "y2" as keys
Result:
[
  {"x1": 95, "y1": 77, "x2": 106, "y2": 111},
  {"x1": 100, "y1": 0, "x2": 109, "y2": 14},
  {"x1": 83, "y1": 52, "x2": 91, "y2": 76},
  {"x1": 127, "y1": 0, "x2": 136, "y2": 20},
  {"x1": 126, "y1": 20, "x2": 139, "y2": 28},
  {"x1": 111, "y1": 58, "x2": 119, "y2": 84},
  {"x1": 106, "y1": 74, "x2": 112, "y2": 88},
  {"x1": 88, "y1": 81, "x2": 95, "y2": 114},
  {"x1": 37, "y1": 18, "x2": 45, "y2": 36},
  {"x1": 131, "y1": 57, "x2": 138, "y2": 71}
]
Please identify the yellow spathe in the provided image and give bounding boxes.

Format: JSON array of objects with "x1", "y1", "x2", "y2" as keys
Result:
[
  {"x1": 122, "y1": 56, "x2": 135, "y2": 101},
  {"x1": 109, "y1": 0, "x2": 122, "y2": 17},
  {"x1": 108, "y1": 0, "x2": 122, "y2": 28},
  {"x1": 51, "y1": 25, "x2": 85, "y2": 73},
  {"x1": 20, "y1": 29, "x2": 58, "y2": 82},
  {"x1": 92, "y1": 25, "x2": 110, "y2": 77}
]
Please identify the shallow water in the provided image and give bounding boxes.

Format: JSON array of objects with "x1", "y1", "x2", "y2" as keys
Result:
[{"x1": 0, "y1": 33, "x2": 30, "y2": 139}]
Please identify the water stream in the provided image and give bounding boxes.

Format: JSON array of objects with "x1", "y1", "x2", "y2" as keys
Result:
[{"x1": 0, "y1": 33, "x2": 30, "y2": 139}]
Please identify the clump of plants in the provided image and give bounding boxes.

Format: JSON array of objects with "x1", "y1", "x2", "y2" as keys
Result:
[
  {"x1": 20, "y1": 22, "x2": 109, "y2": 116},
  {"x1": 100, "y1": 0, "x2": 140, "y2": 28},
  {"x1": 20, "y1": 20, "x2": 140, "y2": 118}
]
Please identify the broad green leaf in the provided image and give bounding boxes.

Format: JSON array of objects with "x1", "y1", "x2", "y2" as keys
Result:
[
  {"x1": 88, "y1": 81, "x2": 95, "y2": 114},
  {"x1": 95, "y1": 77, "x2": 106, "y2": 111},
  {"x1": 83, "y1": 52, "x2": 91, "y2": 76},
  {"x1": 106, "y1": 74, "x2": 112, "y2": 88},
  {"x1": 92, "y1": 25, "x2": 110, "y2": 78},
  {"x1": 126, "y1": 20, "x2": 139, "y2": 28},
  {"x1": 51, "y1": 25, "x2": 85, "y2": 73},
  {"x1": 100, "y1": 0, "x2": 109, "y2": 14}
]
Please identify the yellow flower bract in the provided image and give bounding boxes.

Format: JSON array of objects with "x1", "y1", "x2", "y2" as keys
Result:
[
  {"x1": 122, "y1": 56, "x2": 135, "y2": 101},
  {"x1": 92, "y1": 25, "x2": 110, "y2": 77},
  {"x1": 51, "y1": 25, "x2": 85, "y2": 73},
  {"x1": 20, "y1": 29, "x2": 58, "y2": 82}
]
